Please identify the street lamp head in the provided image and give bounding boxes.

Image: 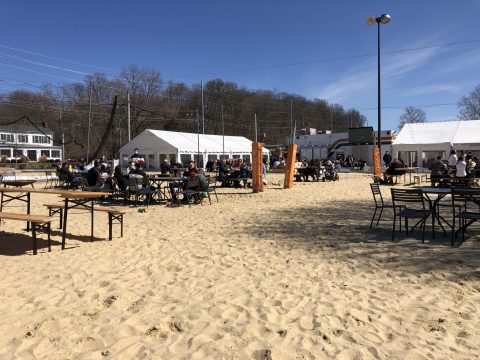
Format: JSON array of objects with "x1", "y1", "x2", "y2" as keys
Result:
[
  {"x1": 366, "y1": 14, "x2": 391, "y2": 25},
  {"x1": 366, "y1": 16, "x2": 376, "y2": 25},
  {"x1": 380, "y1": 14, "x2": 391, "y2": 24}
]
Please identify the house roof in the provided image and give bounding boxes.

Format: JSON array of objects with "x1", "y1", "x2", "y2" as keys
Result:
[
  {"x1": 393, "y1": 120, "x2": 480, "y2": 146},
  {"x1": 0, "y1": 123, "x2": 54, "y2": 135}
]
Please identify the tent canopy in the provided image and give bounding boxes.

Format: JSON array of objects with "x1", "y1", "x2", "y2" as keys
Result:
[
  {"x1": 119, "y1": 129, "x2": 270, "y2": 155},
  {"x1": 393, "y1": 120, "x2": 480, "y2": 146}
]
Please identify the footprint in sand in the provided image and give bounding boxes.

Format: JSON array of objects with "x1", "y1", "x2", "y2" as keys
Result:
[
  {"x1": 103, "y1": 295, "x2": 117, "y2": 307},
  {"x1": 252, "y1": 349, "x2": 272, "y2": 360}
]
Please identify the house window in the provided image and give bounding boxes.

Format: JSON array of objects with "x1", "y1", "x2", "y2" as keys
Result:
[
  {"x1": 0, "y1": 133, "x2": 14, "y2": 143},
  {"x1": 18, "y1": 135, "x2": 28, "y2": 143},
  {"x1": 33, "y1": 136, "x2": 49, "y2": 144},
  {"x1": 14, "y1": 150, "x2": 23, "y2": 157},
  {"x1": 51, "y1": 150, "x2": 61, "y2": 158},
  {"x1": 41, "y1": 150, "x2": 50, "y2": 157},
  {"x1": 0, "y1": 149, "x2": 11, "y2": 157}
]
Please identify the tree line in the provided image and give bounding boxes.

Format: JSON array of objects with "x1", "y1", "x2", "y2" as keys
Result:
[{"x1": 0, "y1": 65, "x2": 365, "y2": 159}]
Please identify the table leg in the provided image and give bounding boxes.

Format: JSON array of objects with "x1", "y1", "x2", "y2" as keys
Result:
[
  {"x1": 32, "y1": 224, "x2": 37, "y2": 255},
  {"x1": 90, "y1": 199, "x2": 94, "y2": 242},
  {"x1": 26, "y1": 192, "x2": 31, "y2": 231},
  {"x1": 61, "y1": 197, "x2": 69, "y2": 250}
]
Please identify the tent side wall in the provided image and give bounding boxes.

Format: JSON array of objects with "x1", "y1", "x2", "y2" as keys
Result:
[
  {"x1": 118, "y1": 130, "x2": 178, "y2": 170},
  {"x1": 392, "y1": 143, "x2": 452, "y2": 167}
]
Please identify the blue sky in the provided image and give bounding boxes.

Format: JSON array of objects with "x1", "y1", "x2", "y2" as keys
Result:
[{"x1": 0, "y1": 0, "x2": 479, "y2": 131}]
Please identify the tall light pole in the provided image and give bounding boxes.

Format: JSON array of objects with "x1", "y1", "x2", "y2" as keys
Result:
[{"x1": 367, "y1": 13, "x2": 391, "y2": 157}]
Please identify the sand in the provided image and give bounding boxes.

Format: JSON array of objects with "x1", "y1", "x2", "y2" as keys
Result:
[{"x1": 0, "y1": 173, "x2": 479, "y2": 359}]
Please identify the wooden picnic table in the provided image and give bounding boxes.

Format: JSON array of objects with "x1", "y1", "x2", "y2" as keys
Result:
[{"x1": 0, "y1": 188, "x2": 110, "y2": 250}]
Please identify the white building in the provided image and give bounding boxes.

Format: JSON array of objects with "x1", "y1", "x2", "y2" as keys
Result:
[
  {"x1": 0, "y1": 123, "x2": 62, "y2": 161},
  {"x1": 286, "y1": 129, "x2": 395, "y2": 165},
  {"x1": 118, "y1": 129, "x2": 270, "y2": 169},
  {"x1": 392, "y1": 120, "x2": 480, "y2": 167}
]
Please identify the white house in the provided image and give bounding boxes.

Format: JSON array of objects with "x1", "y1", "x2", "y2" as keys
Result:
[
  {"x1": 118, "y1": 129, "x2": 270, "y2": 169},
  {"x1": 392, "y1": 120, "x2": 480, "y2": 167},
  {"x1": 0, "y1": 123, "x2": 62, "y2": 161}
]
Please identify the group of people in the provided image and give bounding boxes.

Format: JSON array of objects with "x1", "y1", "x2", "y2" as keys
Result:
[
  {"x1": 445, "y1": 149, "x2": 478, "y2": 178},
  {"x1": 381, "y1": 149, "x2": 479, "y2": 185}
]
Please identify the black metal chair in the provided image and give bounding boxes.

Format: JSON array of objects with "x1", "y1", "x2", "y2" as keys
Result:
[
  {"x1": 451, "y1": 188, "x2": 480, "y2": 245},
  {"x1": 127, "y1": 177, "x2": 152, "y2": 207},
  {"x1": 206, "y1": 175, "x2": 219, "y2": 204},
  {"x1": 369, "y1": 183, "x2": 396, "y2": 228},
  {"x1": 391, "y1": 188, "x2": 433, "y2": 242}
]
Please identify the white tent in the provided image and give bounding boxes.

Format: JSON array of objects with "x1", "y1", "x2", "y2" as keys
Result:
[
  {"x1": 392, "y1": 120, "x2": 480, "y2": 167},
  {"x1": 118, "y1": 129, "x2": 270, "y2": 169}
]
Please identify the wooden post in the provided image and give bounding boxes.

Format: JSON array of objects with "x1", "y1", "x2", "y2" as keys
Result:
[
  {"x1": 372, "y1": 147, "x2": 382, "y2": 176},
  {"x1": 284, "y1": 144, "x2": 297, "y2": 189},
  {"x1": 252, "y1": 142, "x2": 264, "y2": 193}
]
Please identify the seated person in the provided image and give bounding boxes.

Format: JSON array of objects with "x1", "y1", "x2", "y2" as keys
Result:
[
  {"x1": 86, "y1": 161, "x2": 104, "y2": 190},
  {"x1": 160, "y1": 159, "x2": 171, "y2": 175},
  {"x1": 383, "y1": 159, "x2": 406, "y2": 183},
  {"x1": 218, "y1": 159, "x2": 231, "y2": 183},
  {"x1": 429, "y1": 156, "x2": 448, "y2": 185},
  {"x1": 169, "y1": 161, "x2": 197, "y2": 201},
  {"x1": 58, "y1": 162, "x2": 82, "y2": 188},
  {"x1": 113, "y1": 166, "x2": 128, "y2": 191},
  {"x1": 131, "y1": 163, "x2": 156, "y2": 192}
]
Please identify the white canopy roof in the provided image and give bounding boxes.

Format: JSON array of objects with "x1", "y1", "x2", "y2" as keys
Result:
[
  {"x1": 393, "y1": 120, "x2": 480, "y2": 146},
  {"x1": 119, "y1": 129, "x2": 269, "y2": 154}
]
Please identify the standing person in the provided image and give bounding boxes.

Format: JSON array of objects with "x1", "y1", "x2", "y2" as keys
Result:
[
  {"x1": 383, "y1": 151, "x2": 392, "y2": 167},
  {"x1": 455, "y1": 156, "x2": 467, "y2": 178},
  {"x1": 448, "y1": 149, "x2": 458, "y2": 168},
  {"x1": 131, "y1": 148, "x2": 142, "y2": 160}
]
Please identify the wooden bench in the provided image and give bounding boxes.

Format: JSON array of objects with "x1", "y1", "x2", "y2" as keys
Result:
[
  {"x1": 44, "y1": 204, "x2": 126, "y2": 240},
  {"x1": 0, "y1": 212, "x2": 53, "y2": 255}
]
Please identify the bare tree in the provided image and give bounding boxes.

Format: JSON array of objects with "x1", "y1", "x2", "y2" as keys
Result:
[
  {"x1": 398, "y1": 106, "x2": 427, "y2": 129},
  {"x1": 458, "y1": 84, "x2": 480, "y2": 120}
]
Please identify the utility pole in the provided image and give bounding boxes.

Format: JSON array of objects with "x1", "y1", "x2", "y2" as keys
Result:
[
  {"x1": 254, "y1": 113, "x2": 258, "y2": 142},
  {"x1": 87, "y1": 84, "x2": 92, "y2": 163},
  {"x1": 201, "y1": 80, "x2": 205, "y2": 134},
  {"x1": 62, "y1": 132, "x2": 65, "y2": 161},
  {"x1": 127, "y1": 91, "x2": 131, "y2": 142},
  {"x1": 196, "y1": 109, "x2": 200, "y2": 165},
  {"x1": 290, "y1": 99, "x2": 293, "y2": 144},
  {"x1": 59, "y1": 107, "x2": 65, "y2": 161},
  {"x1": 221, "y1": 105, "x2": 225, "y2": 159}
]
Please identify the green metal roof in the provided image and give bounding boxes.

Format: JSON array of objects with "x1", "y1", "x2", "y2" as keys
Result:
[{"x1": 0, "y1": 124, "x2": 54, "y2": 135}]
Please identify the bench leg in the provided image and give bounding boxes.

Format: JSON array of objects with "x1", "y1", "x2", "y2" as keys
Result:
[
  {"x1": 108, "y1": 213, "x2": 112, "y2": 241},
  {"x1": 32, "y1": 225, "x2": 37, "y2": 255},
  {"x1": 120, "y1": 215, "x2": 123, "y2": 237},
  {"x1": 47, "y1": 222, "x2": 51, "y2": 252}
]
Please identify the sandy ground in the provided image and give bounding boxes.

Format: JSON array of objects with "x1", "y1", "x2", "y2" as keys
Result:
[{"x1": 0, "y1": 173, "x2": 479, "y2": 359}]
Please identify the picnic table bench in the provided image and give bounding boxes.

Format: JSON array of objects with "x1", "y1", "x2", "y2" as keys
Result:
[
  {"x1": 0, "y1": 212, "x2": 54, "y2": 255},
  {"x1": 44, "y1": 204, "x2": 126, "y2": 240}
]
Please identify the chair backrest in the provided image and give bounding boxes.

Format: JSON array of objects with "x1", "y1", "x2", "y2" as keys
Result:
[
  {"x1": 452, "y1": 188, "x2": 480, "y2": 212},
  {"x1": 391, "y1": 188, "x2": 425, "y2": 210},
  {"x1": 370, "y1": 183, "x2": 384, "y2": 206},
  {"x1": 3, "y1": 170, "x2": 15, "y2": 179},
  {"x1": 186, "y1": 177, "x2": 200, "y2": 189},
  {"x1": 127, "y1": 177, "x2": 141, "y2": 192}
]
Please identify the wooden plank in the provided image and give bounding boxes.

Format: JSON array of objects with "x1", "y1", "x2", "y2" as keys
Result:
[{"x1": 0, "y1": 212, "x2": 53, "y2": 223}]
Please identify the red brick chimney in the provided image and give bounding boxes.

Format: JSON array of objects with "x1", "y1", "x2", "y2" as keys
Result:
[{"x1": 42, "y1": 121, "x2": 48, "y2": 128}]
